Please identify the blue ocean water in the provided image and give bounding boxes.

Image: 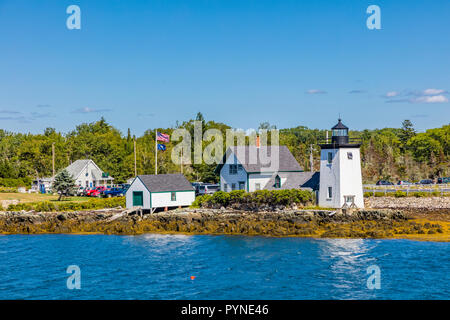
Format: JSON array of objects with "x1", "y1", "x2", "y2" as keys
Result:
[{"x1": 0, "y1": 234, "x2": 448, "y2": 299}]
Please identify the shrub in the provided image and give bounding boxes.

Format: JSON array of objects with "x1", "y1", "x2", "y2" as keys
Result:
[
  {"x1": 0, "y1": 186, "x2": 17, "y2": 193},
  {"x1": 411, "y1": 191, "x2": 427, "y2": 198},
  {"x1": 210, "y1": 191, "x2": 230, "y2": 206},
  {"x1": 191, "y1": 194, "x2": 211, "y2": 208},
  {"x1": 0, "y1": 177, "x2": 32, "y2": 188},
  {"x1": 228, "y1": 190, "x2": 245, "y2": 203},
  {"x1": 193, "y1": 189, "x2": 314, "y2": 209},
  {"x1": 393, "y1": 190, "x2": 407, "y2": 198}
]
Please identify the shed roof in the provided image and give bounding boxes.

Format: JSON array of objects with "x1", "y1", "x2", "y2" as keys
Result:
[
  {"x1": 263, "y1": 171, "x2": 320, "y2": 190},
  {"x1": 137, "y1": 174, "x2": 194, "y2": 192}
]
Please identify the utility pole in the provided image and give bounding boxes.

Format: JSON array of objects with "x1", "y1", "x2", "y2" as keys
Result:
[
  {"x1": 52, "y1": 142, "x2": 55, "y2": 178},
  {"x1": 134, "y1": 138, "x2": 137, "y2": 177}
]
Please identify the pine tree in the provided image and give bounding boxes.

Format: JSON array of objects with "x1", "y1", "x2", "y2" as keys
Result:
[{"x1": 52, "y1": 169, "x2": 76, "y2": 200}]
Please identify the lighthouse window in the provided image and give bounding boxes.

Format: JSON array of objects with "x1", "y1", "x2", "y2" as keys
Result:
[
  {"x1": 327, "y1": 187, "x2": 332, "y2": 199},
  {"x1": 347, "y1": 152, "x2": 353, "y2": 160},
  {"x1": 327, "y1": 152, "x2": 333, "y2": 164}
]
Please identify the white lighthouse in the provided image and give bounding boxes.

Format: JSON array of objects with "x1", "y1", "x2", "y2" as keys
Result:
[{"x1": 318, "y1": 119, "x2": 364, "y2": 208}]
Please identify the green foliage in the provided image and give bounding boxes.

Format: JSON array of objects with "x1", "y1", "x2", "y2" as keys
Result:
[
  {"x1": 0, "y1": 117, "x2": 448, "y2": 186},
  {"x1": 52, "y1": 169, "x2": 76, "y2": 200},
  {"x1": 7, "y1": 197, "x2": 125, "y2": 212},
  {"x1": 0, "y1": 186, "x2": 18, "y2": 193},
  {"x1": 210, "y1": 191, "x2": 231, "y2": 206},
  {"x1": 393, "y1": 190, "x2": 407, "y2": 198},
  {"x1": 193, "y1": 189, "x2": 314, "y2": 208},
  {"x1": 0, "y1": 177, "x2": 31, "y2": 188}
]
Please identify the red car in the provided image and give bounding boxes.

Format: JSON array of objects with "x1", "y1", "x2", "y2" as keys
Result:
[{"x1": 87, "y1": 186, "x2": 107, "y2": 197}]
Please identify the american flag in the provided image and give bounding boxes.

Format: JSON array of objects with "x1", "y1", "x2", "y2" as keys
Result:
[{"x1": 156, "y1": 132, "x2": 170, "y2": 142}]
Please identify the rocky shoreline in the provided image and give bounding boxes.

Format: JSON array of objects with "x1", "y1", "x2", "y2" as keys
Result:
[{"x1": 0, "y1": 207, "x2": 448, "y2": 241}]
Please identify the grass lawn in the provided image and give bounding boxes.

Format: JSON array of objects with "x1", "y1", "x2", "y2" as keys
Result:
[{"x1": 0, "y1": 193, "x2": 91, "y2": 203}]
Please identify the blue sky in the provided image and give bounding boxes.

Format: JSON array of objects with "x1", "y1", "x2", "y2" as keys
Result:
[{"x1": 0, "y1": 0, "x2": 449, "y2": 135}]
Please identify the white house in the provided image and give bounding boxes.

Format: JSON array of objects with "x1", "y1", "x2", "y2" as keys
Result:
[
  {"x1": 31, "y1": 159, "x2": 113, "y2": 193},
  {"x1": 126, "y1": 174, "x2": 195, "y2": 211},
  {"x1": 318, "y1": 119, "x2": 364, "y2": 208},
  {"x1": 215, "y1": 146, "x2": 320, "y2": 192},
  {"x1": 65, "y1": 159, "x2": 114, "y2": 188}
]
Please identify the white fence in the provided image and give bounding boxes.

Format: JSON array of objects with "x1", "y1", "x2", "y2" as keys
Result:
[{"x1": 363, "y1": 184, "x2": 450, "y2": 196}]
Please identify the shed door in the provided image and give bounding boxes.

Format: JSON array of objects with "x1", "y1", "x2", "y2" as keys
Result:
[{"x1": 133, "y1": 191, "x2": 143, "y2": 206}]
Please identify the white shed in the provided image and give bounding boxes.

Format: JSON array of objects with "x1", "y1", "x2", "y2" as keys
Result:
[{"x1": 126, "y1": 174, "x2": 195, "y2": 211}]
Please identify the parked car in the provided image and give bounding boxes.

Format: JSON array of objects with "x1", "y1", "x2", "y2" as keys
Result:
[
  {"x1": 75, "y1": 186, "x2": 85, "y2": 196},
  {"x1": 397, "y1": 180, "x2": 412, "y2": 185},
  {"x1": 197, "y1": 183, "x2": 220, "y2": 195},
  {"x1": 119, "y1": 184, "x2": 130, "y2": 193},
  {"x1": 419, "y1": 179, "x2": 434, "y2": 185},
  {"x1": 437, "y1": 177, "x2": 450, "y2": 184},
  {"x1": 88, "y1": 186, "x2": 107, "y2": 197},
  {"x1": 103, "y1": 187, "x2": 126, "y2": 198},
  {"x1": 376, "y1": 180, "x2": 394, "y2": 186}
]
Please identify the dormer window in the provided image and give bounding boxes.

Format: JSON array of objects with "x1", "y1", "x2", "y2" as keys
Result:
[{"x1": 274, "y1": 175, "x2": 281, "y2": 188}]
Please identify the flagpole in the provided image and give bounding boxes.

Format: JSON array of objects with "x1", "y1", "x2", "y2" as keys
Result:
[{"x1": 155, "y1": 129, "x2": 158, "y2": 175}]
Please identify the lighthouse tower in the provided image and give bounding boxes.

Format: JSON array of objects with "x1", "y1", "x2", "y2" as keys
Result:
[{"x1": 318, "y1": 119, "x2": 364, "y2": 208}]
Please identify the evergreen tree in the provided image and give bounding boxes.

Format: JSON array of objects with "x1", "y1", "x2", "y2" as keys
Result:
[{"x1": 52, "y1": 169, "x2": 76, "y2": 200}]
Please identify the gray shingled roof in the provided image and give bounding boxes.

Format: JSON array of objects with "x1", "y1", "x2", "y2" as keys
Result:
[
  {"x1": 264, "y1": 171, "x2": 320, "y2": 191},
  {"x1": 216, "y1": 146, "x2": 303, "y2": 173},
  {"x1": 65, "y1": 160, "x2": 90, "y2": 178},
  {"x1": 137, "y1": 174, "x2": 194, "y2": 192}
]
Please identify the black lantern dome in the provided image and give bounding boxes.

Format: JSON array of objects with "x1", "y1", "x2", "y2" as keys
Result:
[
  {"x1": 331, "y1": 119, "x2": 349, "y2": 144},
  {"x1": 319, "y1": 118, "x2": 361, "y2": 149}
]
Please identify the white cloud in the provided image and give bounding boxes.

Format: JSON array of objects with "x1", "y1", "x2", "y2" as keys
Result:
[
  {"x1": 423, "y1": 88, "x2": 447, "y2": 95},
  {"x1": 73, "y1": 107, "x2": 111, "y2": 113},
  {"x1": 306, "y1": 89, "x2": 327, "y2": 94},
  {"x1": 413, "y1": 95, "x2": 448, "y2": 103},
  {"x1": 385, "y1": 91, "x2": 400, "y2": 97}
]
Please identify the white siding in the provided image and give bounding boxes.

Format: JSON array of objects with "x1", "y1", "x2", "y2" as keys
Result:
[
  {"x1": 151, "y1": 191, "x2": 195, "y2": 208},
  {"x1": 318, "y1": 148, "x2": 364, "y2": 208},
  {"x1": 220, "y1": 153, "x2": 247, "y2": 191},
  {"x1": 73, "y1": 161, "x2": 111, "y2": 187},
  {"x1": 247, "y1": 173, "x2": 272, "y2": 192},
  {"x1": 125, "y1": 177, "x2": 151, "y2": 209}
]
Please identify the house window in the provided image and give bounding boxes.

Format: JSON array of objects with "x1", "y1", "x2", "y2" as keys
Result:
[
  {"x1": 255, "y1": 183, "x2": 261, "y2": 191},
  {"x1": 224, "y1": 184, "x2": 228, "y2": 192},
  {"x1": 274, "y1": 175, "x2": 281, "y2": 189},
  {"x1": 231, "y1": 183, "x2": 236, "y2": 190},
  {"x1": 171, "y1": 192, "x2": 176, "y2": 201},
  {"x1": 327, "y1": 187, "x2": 332, "y2": 199},
  {"x1": 237, "y1": 164, "x2": 243, "y2": 171},
  {"x1": 327, "y1": 152, "x2": 333, "y2": 164},
  {"x1": 347, "y1": 152, "x2": 353, "y2": 160},
  {"x1": 229, "y1": 164, "x2": 238, "y2": 175},
  {"x1": 239, "y1": 181, "x2": 245, "y2": 190}
]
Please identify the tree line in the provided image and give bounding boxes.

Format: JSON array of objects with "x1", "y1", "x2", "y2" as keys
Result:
[{"x1": 0, "y1": 114, "x2": 448, "y2": 186}]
